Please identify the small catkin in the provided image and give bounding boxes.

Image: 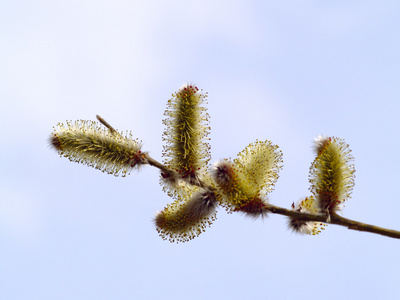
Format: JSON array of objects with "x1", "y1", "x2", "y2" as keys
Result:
[
  {"x1": 288, "y1": 196, "x2": 326, "y2": 235},
  {"x1": 154, "y1": 189, "x2": 217, "y2": 243},
  {"x1": 309, "y1": 136, "x2": 355, "y2": 214}
]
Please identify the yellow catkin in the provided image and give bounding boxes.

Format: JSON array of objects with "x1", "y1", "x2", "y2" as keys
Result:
[
  {"x1": 309, "y1": 136, "x2": 355, "y2": 213},
  {"x1": 212, "y1": 141, "x2": 282, "y2": 217},
  {"x1": 50, "y1": 120, "x2": 146, "y2": 177},
  {"x1": 235, "y1": 140, "x2": 283, "y2": 198},
  {"x1": 154, "y1": 190, "x2": 217, "y2": 243},
  {"x1": 162, "y1": 84, "x2": 211, "y2": 185}
]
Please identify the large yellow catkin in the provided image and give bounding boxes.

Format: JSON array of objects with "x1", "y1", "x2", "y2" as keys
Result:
[
  {"x1": 162, "y1": 84, "x2": 211, "y2": 185},
  {"x1": 50, "y1": 120, "x2": 146, "y2": 177}
]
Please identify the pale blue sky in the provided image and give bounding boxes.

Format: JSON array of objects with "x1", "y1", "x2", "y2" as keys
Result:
[{"x1": 1, "y1": 1, "x2": 400, "y2": 299}]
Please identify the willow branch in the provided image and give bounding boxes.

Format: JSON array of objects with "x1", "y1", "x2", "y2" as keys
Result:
[
  {"x1": 96, "y1": 116, "x2": 400, "y2": 240},
  {"x1": 330, "y1": 212, "x2": 400, "y2": 239}
]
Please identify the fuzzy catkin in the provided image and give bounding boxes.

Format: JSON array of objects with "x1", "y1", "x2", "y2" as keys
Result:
[
  {"x1": 162, "y1": 84, "x2": 211, "y2": 181},
  {"x1": 211, "y1": 141, "x2": 282, "y2": 217},
  {"x1": 50, "y1": 120, "x2": 146, "y2": 177},
  {"x1": 155, "y1": 189, "x2": 217, "y2": 243},
  {"x1": 309, "y1": 136, "x2": 355, "y2": 214}
]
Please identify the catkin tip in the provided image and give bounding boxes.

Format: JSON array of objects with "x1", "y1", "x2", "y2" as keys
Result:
[
  {"x1": 211, "y1": 160, "x2": 235, "y2": 186},
  {"x1": 49, "y1": 134, "x2": 63, "y2": 151}
]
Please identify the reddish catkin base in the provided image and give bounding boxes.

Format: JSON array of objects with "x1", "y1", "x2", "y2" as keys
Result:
[{"x1": 234, "y1": 197, "x2": 268, "y2": 218}]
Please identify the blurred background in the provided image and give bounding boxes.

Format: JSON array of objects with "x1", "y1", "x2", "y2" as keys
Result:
[{"x1": 1, "y1": 1, "x2": 399, "y2": 299}]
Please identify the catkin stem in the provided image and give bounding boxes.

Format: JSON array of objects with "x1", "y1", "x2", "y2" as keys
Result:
[{"x1": 96, "y1": 115, "x2": 119, "y2": 135}]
